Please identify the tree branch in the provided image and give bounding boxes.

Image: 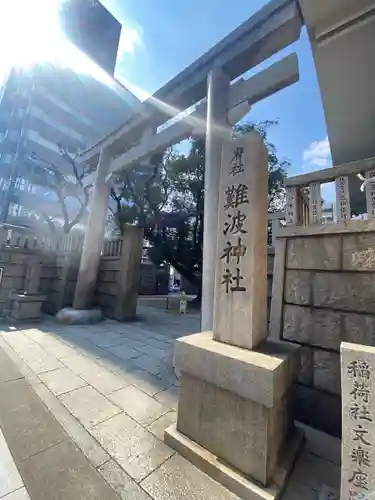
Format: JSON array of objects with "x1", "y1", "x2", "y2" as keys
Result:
[
  {"x1": 66, "y1": 187, "x2": 89, "y2": 233},
  {"x1": 42, "y1": 212, "x2": 57, "y2": 233}
]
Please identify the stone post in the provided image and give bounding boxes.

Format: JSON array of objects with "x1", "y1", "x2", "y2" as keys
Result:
[
  {"x1": 114, "y1": 225, "x2": 144, "y2": 321},
  {"x1": 213, "y1": 133, "x2": 268, "y2": 349},
  {"x1": 73, "y1": 148, "x2": 111, "y2": 310},
  {"x1": 166, "y1": 132, "x2": 303, "y2": 500},
  {"x1": 341, "y1": 342, "x2": 375, "y2": 500},
  {"x1": 201, "y1": 67, "x2": 230, "y2": 331}
]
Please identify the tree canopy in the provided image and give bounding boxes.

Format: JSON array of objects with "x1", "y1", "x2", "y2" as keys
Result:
[{"x1": 110, "y1": 120, "x2": 289, "y2": 296}]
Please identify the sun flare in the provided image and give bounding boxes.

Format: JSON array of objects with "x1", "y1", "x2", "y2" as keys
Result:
[{"x1": 0, "y1": 0, "x2": 115, "y2": 86}]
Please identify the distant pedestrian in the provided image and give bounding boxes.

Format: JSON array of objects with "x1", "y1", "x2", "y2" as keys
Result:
[{"x1": 179, "y1": 290, "x2": 187, "y2": 315}]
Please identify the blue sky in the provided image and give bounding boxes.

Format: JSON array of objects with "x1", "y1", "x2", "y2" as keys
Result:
[{"x1": 101, "y1": 0, "x2": 333, "y2": 182}]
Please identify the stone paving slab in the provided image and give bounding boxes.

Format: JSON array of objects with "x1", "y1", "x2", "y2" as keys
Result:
[
  {"x1": 0, "y1": 345, "x2": 124, "y2": 500},
  {"x1": 140, "y1": 454, "x2": 241, "y2": 500},
  {"x1": 90, "y1": 412, "x2": 175, "y2": 482},
  {"x1": 290, "y1": 449, "x2": 341, "y2": 493},
  {"x1": 117, "y1": 338, "x2": 149, "y2": 350},
  {"x1": 73, "y1": 340, "x2": 110, "y2": 360},
  {"x1": 108, "y1": 385, "x2": 170, "y2": 425},
  {"x1": 0, "y1": 347, "x2": 23, "y2": 384},
  {"x1": 32, "y1": 382, "x2": 111, "y2": 468},
  {"x1": 142, "y1": 338, "x2": 172, "y2": 350},
  {"x1": 59, "y1": 353, "x2": 102, "y2": 375},
  {"x1": 0, "y1": 428, "x2": 24, "y2": 498},
  {"x1": 0, "y1": 308, "x2": 342, "y2": 500},
  {"x1": 18, "y1": 440, "x2": 119, "y2": 500},
  {"x1": 86, "y1": 331, "x2": 125, "y2": 348},
  {"x1": 136, "y1": 345, "x2": 171, "y2": 360},
  {"x1": 155, "y1": 365, "x2": 179, "y2": 386},
  {"x1": 147, "y1": 412, "x2": 177, "y2": 441},
  {"x1": 0, "y1": 378, "x2": 67, "y2": 462},
  {"x1": 2, "y1": 488, "x2": 31, "y2": 499},
  {"x1": 132, "y1": 355, "x2": 168, "y2": 376},
  {"x1": 59, "y1": 385, "x2": 122, "y2": 428},
  {"x1": 104, "y1": 344, "x2": 143, "y2": 361},
  {"x1": 79, "y1": 364, "x2": 129, "y2": 395},
  {"x1": 281, "y1": 481, "x2": 317, "y2": 500},
  {"x1": 98, "y1": 460, "x2": 153, "y2": 500},
  {"x1": 128, "y1": 371, "x2": 172, "y2": 397},
  {"x1": 154, "y1": 385, "x2": 179, "y2": 410},
  {"x1": 39, "y1": 367, "x2": 87, "y2": 396},
  {"x1": 4, "y1": 332, "x2": 63, "y2": 374},
  {"x1": 95, "y1": 352, "x2": 140, "y2": 375},
  {"x1": 22, "y1": 329, "x2": 75, "y2": 360}
]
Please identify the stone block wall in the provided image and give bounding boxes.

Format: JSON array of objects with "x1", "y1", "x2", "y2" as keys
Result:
[
  {"x1": 95, "y1": 226, "x2": 144, "y2": 321},
  {"x1": 271, "y1": 225, "x2": 375, "y2": 437},
  {"x1": 41, "y1": 254, "x2": 81, "y2": 314},
  {"x1": 96, "y1": 257, "x2": 121, "y2": 318},
  {"x1": 0, "y1": 248, "x2": 28, "y2": 314},
  {"x1": 139, "y1": 263, "x2": 170, "y2": 295},
  {"x1": 0, "y1": 248, "x2": 81, "y2": 315}
]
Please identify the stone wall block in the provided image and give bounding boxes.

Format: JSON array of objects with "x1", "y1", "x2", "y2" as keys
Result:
[
  {"x1": 283, "y1": 305, "x2": 341, "y2": 350},
  {"x1": 283, "y1": 305, "x2": 310, "y2": 344},
  {"x1": 286, "y1": 235, "x2": 341, "y2": 270},
  {"x1": 97, "y1": 282, "x2": 117, "y2": 295},
  {"x1": 2, "y1": 276, "x2": 24, "y2": 290},
  {"x1": 313, "y1": 272, "x2": 375, "y2": 313},
  {"x1": 342, "y1": 232, "x2": 375, "y2": 270},
  {"x1": 0, "y1": 289, "x2": 12, "y2": 301},
  {"x1": 40, "y1": 266, "x2": 57, "y2": 279},
  {"x1": 293, "y1": 384, "x2": 341, "y2": 437},
  {"x1": 297, "y1": 346, "x2": 314, "y2": 384},
  {"x1": 267, "y1": 276, "x2": 273, "y2": 299},
  {"x1": 3, "y1": 265, "x2": 25, "y2": 278},
  {"x1": 342, "y1": 312, "x2": 375, "y2": 346},
  {"x1": 313, "y1": 350, "x2": 341, "y2": 396},
  {"x1": 284, "y1": 270, "x2": 311, "y2": 305},
  {"x1": 39, "y1": 279, "x2": 51, "y2": 293},
  {"x1": 267, "y1": 253, "x2": 275, "y2": 275},
  {"x1": 96, "y1": 294, "x2": 115, "y2": 308},
  {"x1": 5, "y1": 251, "x2": 31, "y2": 265},
  {"x1": 99, "y1": 258, "x2": 121, "y2": 271}
]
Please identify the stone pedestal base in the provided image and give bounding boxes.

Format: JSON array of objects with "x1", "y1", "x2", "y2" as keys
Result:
[
  {"x1": 9, "y1": 292, "x2": 47, "y2": 321},
  {"x1": 165, "y1": 424, "x2": 303, "y2": 500},
  {"x1": 56, "y1": 307, "x2": 103, "y2": 324},
  {"x1": 167, "y1": 332, "x2": 304, "y2": 499}
]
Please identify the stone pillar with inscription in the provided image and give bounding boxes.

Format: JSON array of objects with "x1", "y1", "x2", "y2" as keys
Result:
[
  {"x1": 341, "y1": 342, "x2": 375, "y2": 500},
  {"x1": 166, "y1": 132, "x2": 303, "y2": 500}
]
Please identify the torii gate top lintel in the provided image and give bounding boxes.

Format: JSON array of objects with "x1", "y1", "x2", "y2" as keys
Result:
[{"x1": 78, "y1": 0, "x2": 302, "y2": 168}]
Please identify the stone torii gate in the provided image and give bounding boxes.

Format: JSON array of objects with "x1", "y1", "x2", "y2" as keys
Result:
[{"x1": 63, "y1": 0, "x2": 302, "y2": 326}]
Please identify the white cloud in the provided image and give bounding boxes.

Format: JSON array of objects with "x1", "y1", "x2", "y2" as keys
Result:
[
  {"x1": 118, "y1": 25, "x2": 143, "y2": 56},
  {"x1": 303, "y1": 136, "x2": 332, "y2": 168}
]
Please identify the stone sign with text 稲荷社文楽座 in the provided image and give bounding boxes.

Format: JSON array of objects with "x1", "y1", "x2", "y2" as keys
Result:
[{"x1": 341, "y1": 342, "x2": 375, "y2": 500}]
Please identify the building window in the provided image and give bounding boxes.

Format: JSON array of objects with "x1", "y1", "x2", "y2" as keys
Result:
[
  {"x1": 15, "y1": 107, "x2": 26, "y2": 118},
  {"x1": 3, "y1": 153, "x2": 15, "y2": 163},
  {"x1": 6, "y1": 129, "x2": 18, "y2": 141}
]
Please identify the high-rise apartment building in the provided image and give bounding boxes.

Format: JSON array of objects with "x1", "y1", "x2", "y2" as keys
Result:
[
  {"x1": 0, "y1": 63, "x2": 141, "y2": 227},
  {"x1": 59, "y1": 0, "x2": 121, "y2": 76}
]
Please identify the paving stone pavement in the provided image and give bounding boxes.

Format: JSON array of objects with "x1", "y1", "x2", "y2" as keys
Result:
[
  {"x1": 0, "y1": 306, "x2": 341, "y2": 499},
  {"x1": 0, "y1": 427, "x2": 30, "y2": 499}
]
